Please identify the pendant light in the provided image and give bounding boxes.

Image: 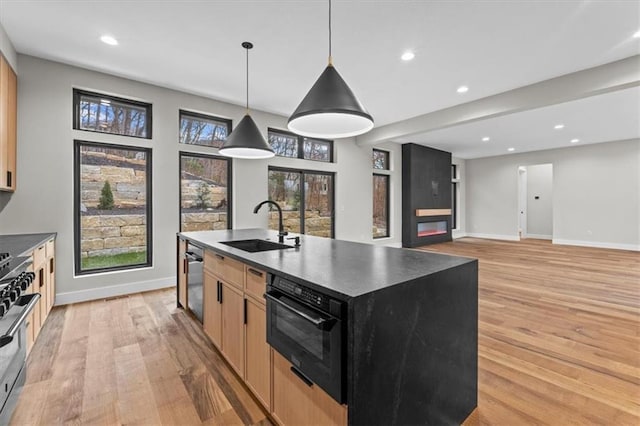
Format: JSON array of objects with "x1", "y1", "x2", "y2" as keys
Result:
[
  {"x1": 288, "y1": 0, "x2": 373, "y2": 139},
  {"x1": 219, "y1": 42, "x2": 275, "y2": 159}
]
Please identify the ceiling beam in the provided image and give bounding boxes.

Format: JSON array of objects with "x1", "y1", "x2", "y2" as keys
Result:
[{"x1": 356, "y1": 55, "x2": 640, "y2": 146}]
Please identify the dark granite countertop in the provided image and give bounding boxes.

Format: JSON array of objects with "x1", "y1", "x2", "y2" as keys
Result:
[
  {"x1": 179, "y1": 229, "x2": 475, "y2": 300},
  {"x1": 0, "y1": 233, "x2": 57, "y2": 257}
]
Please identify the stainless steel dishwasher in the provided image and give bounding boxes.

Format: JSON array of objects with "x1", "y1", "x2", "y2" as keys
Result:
[{"x1": 185, "y1": 243, "x2": 204, "y2": 323}]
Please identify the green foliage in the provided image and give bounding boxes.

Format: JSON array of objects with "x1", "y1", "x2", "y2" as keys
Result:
[
  {"x1": 82, "y1": 251, "x2": 147, "y2": 270},
  {"x1": 98, "y1": 180, "x2": 115, "y2": 210},
  {"x1": 196, "y1": 183, "x2": 210, "y2": 209}
]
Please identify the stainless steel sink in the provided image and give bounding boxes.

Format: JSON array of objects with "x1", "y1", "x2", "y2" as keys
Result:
[{"x1": 220, "y1": 239, "x2": 293, "y2": 253}]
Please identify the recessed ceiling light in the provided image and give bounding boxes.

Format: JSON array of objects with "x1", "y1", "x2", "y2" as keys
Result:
[
  {"x1": 507, "y1": 147, "x2": 515, "y2": 152},
  {"x1": 634, "y1": 30, "x2": 640, "y2": 38},
  {"x1": 554, "y1": 124, "x2": 565, "y2": 130},
  {"x1": 481, "y1": 136, "x2": 490, "y2": 142},
  {"x1": 100, "y1": 35, "x2": 118, "y2": 46},
  {"x1": 457, "y1": 86, "x2": 469, "y2": 94},
  {"x1": 570, "y1": 138, "x2": 580, "y2": 143},
  {"x1": 401, "y1": 51, "x2": 415, "y2": 61}
]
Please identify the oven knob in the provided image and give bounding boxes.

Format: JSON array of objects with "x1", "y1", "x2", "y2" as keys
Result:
[
  {"x1": 1, "y1": 298, "x2": 11, "y2": 312},
  {"x1": 0, "y1": 304, "x2": 5, "y2": 318}
]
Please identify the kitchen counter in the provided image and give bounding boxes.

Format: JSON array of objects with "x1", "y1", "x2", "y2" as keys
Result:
[
  {"x1": 179, "y1": 228, "x2": 478, "y2": 425},
  {"x1": 179, "y1": 228, "x2": 473, "y2": 301},
  {"x1": 0, "y1": 233, "x2": 57, "y2": 256}
]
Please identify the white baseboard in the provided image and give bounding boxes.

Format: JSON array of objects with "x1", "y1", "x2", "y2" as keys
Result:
[
  {"x1": 524, "y1": 234, "x2": 552, "y2": 240},
  {"x1": 56, "y1": 276, "x2": 175, "y2": 306},
  {"x1": 452, "y1": 231, "x2": 467, "y2": 239},
  {"x1": 552, "y1": 239, "x2": 640, "y2": 252},
  {"x1": 465, "y1": 233, "x2": 520, "y2": 241},
  {"x1": 384, "y1": 242, "x2": 403, "y2": 248}
]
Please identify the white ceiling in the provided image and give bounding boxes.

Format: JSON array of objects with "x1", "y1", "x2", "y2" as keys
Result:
[{"x1": 1, "y1": 0, "x2": 639, "y2": 158}]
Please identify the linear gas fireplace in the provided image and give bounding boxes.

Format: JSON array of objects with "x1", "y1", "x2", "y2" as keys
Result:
[{"x1": 417, "y1": 220, "x2": 447, "y2": 237}]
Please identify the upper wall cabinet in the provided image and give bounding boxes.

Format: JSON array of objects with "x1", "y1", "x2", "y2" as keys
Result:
[{"x1": 0, "y1": 54, "x2": 17, "y2": 192}]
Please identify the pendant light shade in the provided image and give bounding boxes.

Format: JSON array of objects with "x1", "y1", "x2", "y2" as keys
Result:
[
  {"x1": 219, "y1": 42, "x2": 275, "y2": 159},
  {"x1": 288, "y1": 0, "x2": 373, "y2": 139}
]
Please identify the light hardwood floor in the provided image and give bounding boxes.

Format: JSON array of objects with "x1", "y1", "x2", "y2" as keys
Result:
[{"x1": 11, "y1": 238, "x2": 640, "y2": 425}]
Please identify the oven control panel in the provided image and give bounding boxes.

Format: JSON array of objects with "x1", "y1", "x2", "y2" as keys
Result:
[{"x1": 271, "y1": 276, "x2": 331, "y2": 312}]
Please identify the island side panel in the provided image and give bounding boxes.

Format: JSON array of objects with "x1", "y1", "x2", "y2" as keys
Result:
[{"x1": 348, "y1": 260, "x2": 478, "y2": 425}]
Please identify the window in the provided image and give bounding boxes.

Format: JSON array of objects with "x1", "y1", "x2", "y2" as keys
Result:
[
  {"x1": 180, "y1": 152, "x2": 232, "y2": 231},
  {"x1": 452, "y1": 164, "x2": 459, "y2": 230},
  {"x1": 372, "y1": 149, "x2": 390, "y2": 238},
  {"x1": 179, "y1": 110, "x2": 231, "y2": 148},
  {"x1": 373, "y1": 174, "x2": 390, "y2": 238},
  {"x1": 268, "y1": 128, "x2": 333, "y2": 162},
  {"x1": 74, "y1": 140, "x2": 152, "y2": 275},
  {"x1": 73, "y1": 89, "x2": 152, "y2": 138},
  {"x1": 373, "y1": 149, "x2": 389, "y2": 170},
  {"x1": 268, "y1": 167, "x2": 334, "y2": 238}
]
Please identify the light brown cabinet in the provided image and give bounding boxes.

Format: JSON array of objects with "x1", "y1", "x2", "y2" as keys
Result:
[
  {"x1": 26, "y1": 238, "x2": 56, "y2": 356},
  {"x1": 272, "y1": 350, "x2": 347, "y2": 426},
  {"x1": 245, "y1": 296, "x2": 271, "y2": 411},
  {"x1": 203, "y1": 270, "x2": 222, "y2": 348},
  {"x1": 0, "y1": 54, "x2": 17, "y2": 192},
  {"x1": 221, "y1": 281, "x2": 245, "y2": 377}
]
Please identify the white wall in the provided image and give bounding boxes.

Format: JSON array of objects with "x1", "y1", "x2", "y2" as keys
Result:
[
  {"x1": 0, "y1": 22, "x2": 17, "y2": 71},
  {"x1": 526, "y1": 163, "x2": 553, "y2": 238},
  {"x1": 0, "y1": 55, "x2": 402, "y2": 303},
  {"x1": 466, "y1": 139, "x2": 640, "y2": 250}
]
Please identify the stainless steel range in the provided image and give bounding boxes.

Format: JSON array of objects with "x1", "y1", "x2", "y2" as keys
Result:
[{"x1": 0, "y1": 252, "x2": 40, "y2": 423}]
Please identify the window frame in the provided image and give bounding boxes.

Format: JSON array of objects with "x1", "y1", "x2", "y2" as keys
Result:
[
  {"x1": 178, "y1": 109, "x2": 232, "y2": 148},
  {"x1": 373, "y1": 173, "x2": 390, "y2": 239},
  {"x1": 73, "y1": 89, "x2": 153, "y2": 139},
  {"x1": 268, "y1": 166, "x2": 336, "y2": 238},
  {"x1": 372, "y1": 148, "x2": 390, "y2": 170},
  {"x1": 451, "y1": 164, "x2": 459, "y2": 231},
  {"x1": 268, "y1": 128, "x2": 334, "y2": 163},
  {"x1": 73, "y1": 139, "x2": 153, "y2": 276},
  {"x1": 178, "y1": 151, "x2": 233, "y2": 231}
]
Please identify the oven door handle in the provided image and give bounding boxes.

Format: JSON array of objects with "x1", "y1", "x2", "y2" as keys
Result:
[
  {"x1": 0, "y1": 293, "x2": 41, "y2": 349},
  {"x1": 265, "y1": 291, "x2": 335, "y2": 330}
]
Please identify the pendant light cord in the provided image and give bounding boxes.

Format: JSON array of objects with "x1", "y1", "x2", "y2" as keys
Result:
[
  {"x1": 328, "y1": 0, "x2": 332, "y2": 65},
  {"x1": 246, "y1": 46, "x2": 249, "y2": 113}
]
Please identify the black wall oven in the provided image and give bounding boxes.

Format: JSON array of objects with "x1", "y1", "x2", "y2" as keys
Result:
[{"x1": 266, "y1": 275, "x2": 346, "y2": 403}]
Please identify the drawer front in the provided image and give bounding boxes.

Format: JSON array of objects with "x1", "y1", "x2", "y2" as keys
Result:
[
  {"x1": 204, "y1": 250, "x2": 244, "y2": 289},
  {"x1": 245, "y1": 266, "x2": 266, "y2": 302},
  {"x1": 33, "y1": 244, "x2": 46, "y2": 268},
  {"x1": 45, "y1": 239, "x2": 55, "y2": 258}
]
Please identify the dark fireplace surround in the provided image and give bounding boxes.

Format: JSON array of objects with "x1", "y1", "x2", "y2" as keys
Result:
[{"x1": 402, "y1": 144, "x2": 453, "y2": 247}]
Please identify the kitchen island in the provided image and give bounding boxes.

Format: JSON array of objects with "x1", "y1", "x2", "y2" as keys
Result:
[{"x1": 178, "y1": 229, "x2": 477, "y2": 425}]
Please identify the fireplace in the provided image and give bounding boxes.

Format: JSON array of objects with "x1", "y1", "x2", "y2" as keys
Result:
[
  {"x1": 402, "y1": 144, "x2": 453, "y2": 248},
  {"x1": 417, "y1": 220, "x2": 447, "y2": 237}
]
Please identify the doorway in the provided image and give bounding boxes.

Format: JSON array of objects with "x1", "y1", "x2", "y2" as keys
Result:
[{"x1": 518, "y1": 164, "x2": 553, "y2": 240}]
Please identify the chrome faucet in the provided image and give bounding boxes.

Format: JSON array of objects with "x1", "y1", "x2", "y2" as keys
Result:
[{"x1": 253, "y1": 200, "x2": 288, "y2": 243}]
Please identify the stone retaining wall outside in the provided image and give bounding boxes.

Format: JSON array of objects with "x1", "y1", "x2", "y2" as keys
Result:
[
  {"x1": 269, "y1": 210, "x2": 332, "y2": 238},
  {"x1": 81, "y1": 214, "x2": 147, "y2": 258}
]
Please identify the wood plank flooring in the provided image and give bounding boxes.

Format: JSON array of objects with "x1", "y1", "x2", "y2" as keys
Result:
[
  {"x1": 11, "y1": 291, "x2": 271, "y2": 425},
  {"x1": 10, "y1": 238, "x2": 640, "y2": 425},
  {"x1": 418, "y1": 238, "x2": 639, "y2": 426}
]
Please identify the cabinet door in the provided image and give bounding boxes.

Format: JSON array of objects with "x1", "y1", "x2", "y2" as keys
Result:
[
  {"x1": 178, "y1": 239, "x2": 187, "y2": 308},
  {"x1": 47, "y1": 256, "x2": 55, "y2": 312},
  {"x1": 38, "y1": 266, "x2": 47, "y2": 328},
  {"x1": 31, "y1": 267, "x2": 42, "y2": 340},
  {"x1": 203, "y1": 271, "x2": 221, "y2": 349},
  {"x1": 245, "y1": 297, "x2": 271, "y2": 411},
  {"x1": 5, "y1": 58, "x2": 15, "y2": 191},
  {"x1": 272, "y1": 351, "x2": 347, "y2": 426},
  {"x1": 221, "y1": 281, "x2": 245, "y2": 378}
]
